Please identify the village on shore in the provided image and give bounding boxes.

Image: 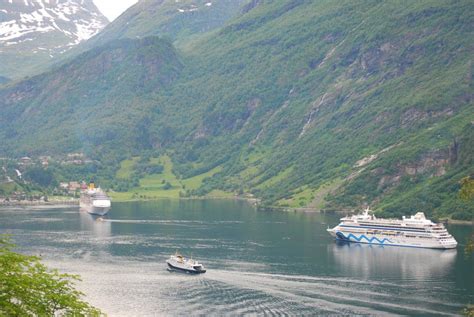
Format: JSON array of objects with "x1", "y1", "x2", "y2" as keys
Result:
[{"x1": 0, "y1": 154, "x2": 92, "y2": 205}]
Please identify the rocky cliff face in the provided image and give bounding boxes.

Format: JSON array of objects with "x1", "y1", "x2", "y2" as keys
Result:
[{"x1": 0, "y1": 0, "x2": 108, "y2": 79}]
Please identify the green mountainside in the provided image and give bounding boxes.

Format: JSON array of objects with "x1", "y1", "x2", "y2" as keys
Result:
[
  {"x1": 0, "y1": 0, "x2": 473, "y2": 219},
  {"x1": 81, "y1": 0, "x2": 247, "y2": 49},
  {"x1": 0, "y1": 37, "x2": 182, "y2": 156},
  {"x1": 57, "y1": 0, "x2": 248, "y2": 80}
]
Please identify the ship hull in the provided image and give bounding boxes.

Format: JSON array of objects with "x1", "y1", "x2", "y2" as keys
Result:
[
  {"x1": 166, "y1": 261, "x2": 206, "y2": 274},
  {"x1": 80, "y1": 201, "x2": 111, "y2": 216},
  {"x1": 82, "y1": 205, "x2": 110, "y2": 216},
  {"x1": 328, "y1": 229, "x2": 457, "y2": 249}
]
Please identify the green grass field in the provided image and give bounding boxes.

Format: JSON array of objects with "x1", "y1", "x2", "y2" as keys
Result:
[
  {"x1": 255, "y1": 167, "x2": 293, "y2": 190},
  {"x1": 110, "y1": 156, "x2": 231, "y2": 201},
  {"x1": 0, "y1": 182, "x2": 19, "y2": 195},
  {"x1": 277, "y1": 178, "x2": 344, "y2": 209},
  {"x1": 116, "y1": 157, "x2": 140, "y2": 179}
]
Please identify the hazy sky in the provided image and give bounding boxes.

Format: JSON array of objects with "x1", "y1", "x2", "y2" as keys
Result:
[{"x1": 93, "y1": 0, "x2": 138, "y2": 21}]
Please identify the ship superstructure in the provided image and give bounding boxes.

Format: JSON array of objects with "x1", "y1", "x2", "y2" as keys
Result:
[
  {"x1": 166, "y1": 252, "x2": 206, "y2": 274},
  {"x1": 327, "y1": 208, "x2": 457, "y2": 249}
]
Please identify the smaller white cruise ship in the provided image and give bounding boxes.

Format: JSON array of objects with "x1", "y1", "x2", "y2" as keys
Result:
[
  {"x1": 80, "y1": 184, "x2": 111, "y2": 216},
  {"x1": 327, "y1": 208, "x2": 457, "y2": 249}
]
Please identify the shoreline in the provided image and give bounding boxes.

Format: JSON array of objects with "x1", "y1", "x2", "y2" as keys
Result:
[
  {"x1": 0, "y1": 199, "x2": 79, "y2": 207},
  {"x1": 257, "y1": 205, "x2": 353, "y2": 214},
  {"x1": 110, "y1": 194, "x2": 259, "y2": 204},
  {"x1": 1, "y1": 197, "x2": 472, "y2": 225},
  {"x1": 439, "y1": 218, "x2": 474, "y2": 226},
  {"x1": 261, "y1": 206, "x2": 474, "y2": 225}
]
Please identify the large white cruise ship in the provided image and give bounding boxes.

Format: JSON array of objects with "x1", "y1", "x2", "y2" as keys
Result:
[
  {"x1": 79, "y1": 184, "x2": 111, "y2": 216},
  {"x1": 327, "y1": 208, "x2": 457, "y2": 249}
]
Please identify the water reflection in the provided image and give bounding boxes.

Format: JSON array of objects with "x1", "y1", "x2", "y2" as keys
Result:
[
  {"x1": 1, "y1": 202, "x2": 471, "y2": 316},
  {"x1": 331, "y1": 241, "x2": 457, "y2": 280},
  {"x1": 79, "y1": 211, "x2": 111, "y2": 239}
]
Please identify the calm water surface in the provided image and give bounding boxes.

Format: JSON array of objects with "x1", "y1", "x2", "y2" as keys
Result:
[{"x1": 1, "y1": 200, "x2": 473, "y2": 316}]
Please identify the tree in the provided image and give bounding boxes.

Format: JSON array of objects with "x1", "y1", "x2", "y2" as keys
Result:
[
  {"x1": 463, "y1": 305, "x2": 474, "y2": 317},
  {"x1": 24, "y1": 167, "x2": 56, "y2": 187},
  {"x1": 458, "y1": 177, "x2": 474, "y2": 316},
  {"x1": 0, "y1": 236, "x2": 101, "y2": 316},
  {"x1": 460, "y1": 176, "x2": 474, "y2": 201},
  {"x1": 459, "y1": 176, "x2": 474, "y2": 253}
]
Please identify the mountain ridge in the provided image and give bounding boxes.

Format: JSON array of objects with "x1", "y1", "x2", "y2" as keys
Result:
[
  {"x1": 0, "y1": 0, "x2": 108, "y2": 79},
  {"x1": 79, "y1": 0, "x2": 247, "y2": 50}
]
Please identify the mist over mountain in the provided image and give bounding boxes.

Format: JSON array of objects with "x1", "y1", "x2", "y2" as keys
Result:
[
  {"x1": 0, "y1": 0, "x2": 108, "y2": 79},
  {"x1": 0, "y1": 36, "x2": 181, "y2": 154},
  {"x1": 0, "y1": 0, "x2": 472, "y2": 219}
]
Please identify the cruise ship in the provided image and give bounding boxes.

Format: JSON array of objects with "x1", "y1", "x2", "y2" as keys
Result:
[
  {"x1": 327, "y1": 208, "x2": 457, "y2": 249},
  {"x1": 79, "y1": 183, "x2": 111, "y2": 216}
]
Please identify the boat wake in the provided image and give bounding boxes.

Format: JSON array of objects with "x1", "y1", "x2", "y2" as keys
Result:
[{"x1": 43, "y1": 259, "x2": 463, "y2": 316}]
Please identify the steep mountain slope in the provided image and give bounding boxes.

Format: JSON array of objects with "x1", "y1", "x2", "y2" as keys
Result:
[
  {"x1": 0, "y1": 0, "x2": 473, "y2": 218},
  {"x1": 0, "y1": 0, "x2": 108, "y2": 79},
  {"x1": 82, "y1": 0, "x2": 247, "y2": 47},
  {"x1": 161, "y1": 0, "x2": 473, "y2": 217},
  {"x1": 0, "y1": 37, "x2": 182, "y2": 156}
]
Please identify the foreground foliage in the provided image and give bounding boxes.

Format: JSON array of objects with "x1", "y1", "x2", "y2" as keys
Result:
[
  {"x1": 0, "y1": 236, "x2": 101, "y2": 316},
  {"x1": 463, "y1": 305, "x2": 474, "y2": 317},
  {"x1": 460, "y1": 177, "x2": 474, "y2": 202},
  {"x1": 460, "y1": 176, "x2": 474, "y2": 256}
]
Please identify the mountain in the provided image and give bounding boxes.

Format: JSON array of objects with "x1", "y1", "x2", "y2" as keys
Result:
[
  {"x1": 82, "y1": 0, "x2": 247, "y2": 48},
  {"x1": 0, "y1": 36, "x2": 181, "y2": 158},
  {"x1": 0, "y1": 0, "x2": 473, "y2": 219},
  {"x1": 0, "y1": 0, "x2": 108, "y2": 79},
  {"x1": 161, "y1": 0, "x2": 474, "y2": 219}
]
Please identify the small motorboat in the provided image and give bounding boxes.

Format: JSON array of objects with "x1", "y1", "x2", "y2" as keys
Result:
[{"x1": 166, "y1": 252, "x2": 206, "y2": 274}]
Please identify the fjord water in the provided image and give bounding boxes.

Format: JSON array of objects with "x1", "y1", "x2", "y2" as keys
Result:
[{"x1": 1, "y1": 200, "x2": 473, "y2": 316}]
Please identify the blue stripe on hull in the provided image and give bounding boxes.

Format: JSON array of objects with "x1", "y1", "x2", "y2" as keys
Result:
[
  {"x1": 336, "y1": 231, "x2": 392, "y2": 244},
  {"x1": 335, "y1": 237, "x2": 423, "y2": 248},
  {"x1": 334, "y1": 238, "x2": 451, "y2": 249},
  {"x1": 334, "y1": 232, "x2": 453, "y2": 249}
]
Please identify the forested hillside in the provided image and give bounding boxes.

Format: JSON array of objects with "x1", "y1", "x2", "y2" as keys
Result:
[
  {"x1": 79, "y1": 0, "x2": 247, "y2": 49},
  {"x1": 0, "y1": 37, "x2": 182, "y2": 156},
  {"x1": 0, "y1": 0, "x2": 472, "y2": 219}
]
